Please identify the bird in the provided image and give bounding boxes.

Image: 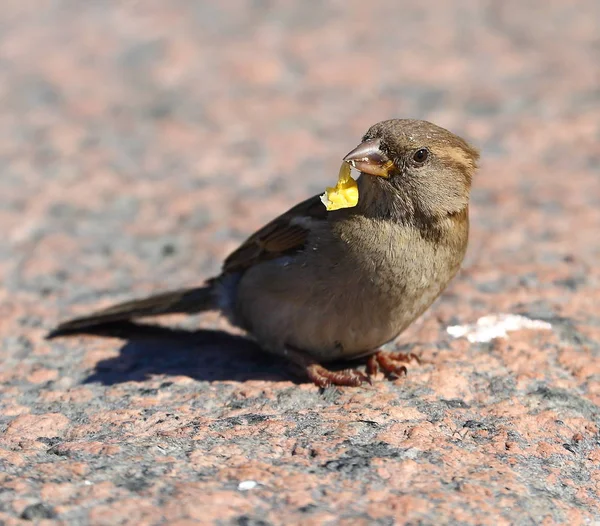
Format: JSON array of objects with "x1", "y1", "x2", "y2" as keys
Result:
[{"x1": 48, "y1": 119, "x2": 479, "y2": 387}]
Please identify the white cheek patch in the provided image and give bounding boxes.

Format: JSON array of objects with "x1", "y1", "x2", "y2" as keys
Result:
[{"x1": 447, "y1": 314, "x2": 552, "y2": 343}]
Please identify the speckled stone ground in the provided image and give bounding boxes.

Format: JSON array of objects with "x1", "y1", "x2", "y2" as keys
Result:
[{"x1": 1, "y1": 1, "x2": 600, "y2": 525}]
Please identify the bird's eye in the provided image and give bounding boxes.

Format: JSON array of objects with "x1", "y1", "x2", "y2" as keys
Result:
[{"x1": 413, "y1": 148, "x2": 429, "y2": 164}]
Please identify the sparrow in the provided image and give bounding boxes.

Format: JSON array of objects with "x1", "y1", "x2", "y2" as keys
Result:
[{"x1": 49, "y1": 119, "x2": 479, "y2": 387}]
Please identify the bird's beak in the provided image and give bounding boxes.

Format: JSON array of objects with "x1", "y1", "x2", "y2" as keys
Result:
[{"x1": 343, "y1": 139, "x2": 394, "y2": 178}]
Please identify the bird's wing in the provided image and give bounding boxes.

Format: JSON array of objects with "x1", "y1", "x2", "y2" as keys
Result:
[{"x1": 222, "y1": 194, "x2": 327, "y2": 273}]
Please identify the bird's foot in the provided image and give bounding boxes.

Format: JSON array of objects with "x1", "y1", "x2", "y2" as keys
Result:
[
  {"x1": 367, "y1": 350, "x2": 421, "y2": 379},
  {"x1": 284, "y1": 345, "x2": 370, "y2": 387},
  {"x1": 306, "y1": 364, "x2": 370, "y2": 388}
]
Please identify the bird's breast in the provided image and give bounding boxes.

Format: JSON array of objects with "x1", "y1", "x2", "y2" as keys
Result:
[{"x1": 233, "y1": 214, "x2": 468, "y2": 361}]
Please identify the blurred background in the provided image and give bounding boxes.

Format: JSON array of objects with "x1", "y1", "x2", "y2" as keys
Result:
[{"x1": 1, "y1": 0, "x2": 598, "y2": 321}]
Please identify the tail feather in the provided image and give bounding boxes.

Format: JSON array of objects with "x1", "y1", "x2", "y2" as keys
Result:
[{"x1": 47, "y1": 285, "x2": 216, "y2": 338}]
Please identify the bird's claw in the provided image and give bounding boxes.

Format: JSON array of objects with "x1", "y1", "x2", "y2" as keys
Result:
[
  {"x1": 306, "y1": 364, "x2": 370, "y2": 388},
  {"x1": 367, "y1": 350, "x2": 420, "y2": 380}
]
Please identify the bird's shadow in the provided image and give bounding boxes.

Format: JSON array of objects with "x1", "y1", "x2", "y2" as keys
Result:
[{"x1": 79, "y1": 322, "x2": 301, "y2": 385}]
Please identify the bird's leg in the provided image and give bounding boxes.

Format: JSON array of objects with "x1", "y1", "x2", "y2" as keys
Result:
[
  {"x1": 284, "y1": 345, "x2": 370, "y2": 388},
  {"x1": 366, "y1": 355, "x2": 380, "y2": 378},
  {"x1": 367, "y1": 350, "x2": 421, "y2": 379}
]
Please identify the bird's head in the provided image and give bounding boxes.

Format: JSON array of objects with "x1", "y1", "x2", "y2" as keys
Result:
[{"x1": 344, "y1": 119, "x2": 479, "y2": 219}]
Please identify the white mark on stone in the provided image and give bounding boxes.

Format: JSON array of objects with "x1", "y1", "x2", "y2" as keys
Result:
[
  {"x1": 238, "y1": 480, "x2": 258, "y2": 491},
  {"x1": 447, "y1": 314, "x2": 552, "y2": 343}
]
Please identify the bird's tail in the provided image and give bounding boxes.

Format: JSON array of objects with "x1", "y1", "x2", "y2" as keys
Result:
[{"x1": 47, "y1": 285, "x2": 216, "y2": 338}]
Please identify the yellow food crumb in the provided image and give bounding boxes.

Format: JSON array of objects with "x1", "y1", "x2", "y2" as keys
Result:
[{"x1": 320, "y1": 162, "x2": 358, "y2": 211}]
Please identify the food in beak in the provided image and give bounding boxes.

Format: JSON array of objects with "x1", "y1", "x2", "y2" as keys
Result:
[{"x1": 320, "y1": 162, "x2": 359, "y2": 211}]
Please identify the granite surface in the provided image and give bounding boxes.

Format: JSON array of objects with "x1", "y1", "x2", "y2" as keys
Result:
[{"x1": 1, "y1": 1, "x2": 600, "y2": 524}]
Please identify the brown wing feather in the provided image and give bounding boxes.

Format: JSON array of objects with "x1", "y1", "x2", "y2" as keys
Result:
[{"x1": 223, "y1": 194, "x2": 327, "y2": 273}]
